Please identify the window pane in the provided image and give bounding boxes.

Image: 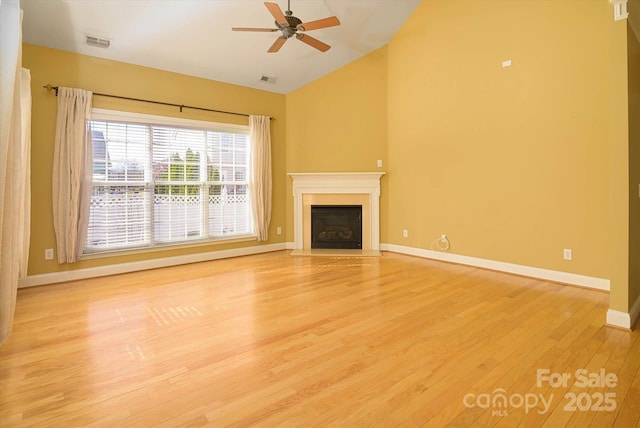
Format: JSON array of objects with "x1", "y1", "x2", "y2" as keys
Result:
[
  {"x1": 152, "y1": 127, "x2": 205, "y2": 180},
  {"x1": 206, "y1": 132, "x2": 251, "y2": 238},
  {"x1": 208, "y1": 184, "x2": 250, "y2": 236},
  {"x1": 91, "y1": 121, "x2": 148, "y2": 182},
  {"x1": 154, "y1": 189, "x2": 202, "y2": 242},
  {"x1": 86, "y1": 185, "x2": 150, "y2": 249}
]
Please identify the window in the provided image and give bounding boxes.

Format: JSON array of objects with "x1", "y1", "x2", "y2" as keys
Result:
[{"x1": 85, "y1": 109, "x2": 253, "y2": 254}]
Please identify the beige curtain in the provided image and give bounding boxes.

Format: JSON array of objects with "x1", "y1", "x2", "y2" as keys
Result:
[
  {"x1": 0, "y1": 1, "x2": 32, "y2": 345},
  {"x1": 52, "y1": 88, "x2": 93, "y2": 263},
  {"x1": 249, "y1": 115, "x2": 272, "y2": 241}
]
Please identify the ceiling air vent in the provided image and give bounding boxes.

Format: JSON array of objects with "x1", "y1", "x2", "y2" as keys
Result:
[
  {"x1": 259, "y1": 75, "x2": 277, "y2": 84},
  {"x1": 85, "y1": 34, "x2": 111, "y2": 48}
]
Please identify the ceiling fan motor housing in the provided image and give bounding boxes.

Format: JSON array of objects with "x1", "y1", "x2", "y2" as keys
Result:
[{"x1": 277, "y1": 12, "x2": 302, "y2": 38}]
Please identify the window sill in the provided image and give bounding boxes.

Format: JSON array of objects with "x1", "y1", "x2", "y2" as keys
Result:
[{"x1": 81, "y1": 235, "x2": 258, "y2": 260}]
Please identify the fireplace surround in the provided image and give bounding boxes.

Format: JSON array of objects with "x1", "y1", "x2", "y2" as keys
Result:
[{"x1": 288, "y1": 172, "x2": 384, "y2": 254}]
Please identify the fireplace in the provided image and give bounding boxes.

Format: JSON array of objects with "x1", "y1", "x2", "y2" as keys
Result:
[
  {"x1": 288, "y1": 172, "x2": 385, "y2": 254},
  {"x1": 311, "y1": 205, "x2": 362, "y2": 249}
]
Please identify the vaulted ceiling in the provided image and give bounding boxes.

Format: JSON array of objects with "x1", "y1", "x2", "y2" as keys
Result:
[{"x1": 20, "y1": 0, "x2": 421, "y2": 94}]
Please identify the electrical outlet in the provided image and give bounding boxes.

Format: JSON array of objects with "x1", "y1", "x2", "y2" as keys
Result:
[
  {"x1": 44, "y1": 248, "x2": 54, "y2": 260},
  {"x1": 276, "y1": 226, "x2": 282, "y2": 235},
  {"x1": 403, "y1": 229, "x2": 408, "y2": 238},
  {"x1": 377, "y1": 159, "x2": 383, "y2": 168},
  {"x1": 563, "y1": 249, "x2": 572, "y2": 260}
]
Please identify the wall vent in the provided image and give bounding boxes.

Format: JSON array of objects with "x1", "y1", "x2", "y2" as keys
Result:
[{"x1": 85, "y1": 34, "x2": 111, "y2": 48}]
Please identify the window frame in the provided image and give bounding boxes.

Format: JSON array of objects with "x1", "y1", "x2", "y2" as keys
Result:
[{"x1": 84, "y1": 108, "x2": 255, "y2": 256}]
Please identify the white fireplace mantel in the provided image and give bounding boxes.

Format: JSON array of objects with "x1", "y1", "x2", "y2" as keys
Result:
[{"x1": 288, "y1": 172, "x2": 385, "y2": 251}]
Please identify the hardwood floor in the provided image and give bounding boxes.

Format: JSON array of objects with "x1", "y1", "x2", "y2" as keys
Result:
[{"x1": 1, "y1": 251, "x2": 638, "y2": 427}]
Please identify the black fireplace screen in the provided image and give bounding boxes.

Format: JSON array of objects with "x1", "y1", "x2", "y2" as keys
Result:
[{"x1": 311, "y1": 205, "x2": 362, "y2": 249}]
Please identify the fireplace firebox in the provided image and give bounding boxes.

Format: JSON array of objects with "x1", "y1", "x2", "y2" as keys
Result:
[{"x1": 311, "y1": 205, "x2": 362, "y2": 249}]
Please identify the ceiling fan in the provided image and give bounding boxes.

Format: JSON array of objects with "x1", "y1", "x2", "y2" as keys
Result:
[{"x1": 232, "y1": 1, "x2": 341, "y2": 53}]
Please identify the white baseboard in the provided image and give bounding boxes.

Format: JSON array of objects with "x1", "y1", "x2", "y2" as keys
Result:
[
  {"x1": 606, "y1": 310, "x2": 631, "y2": 330},
  {"x1": 381, "y1": 243, "x2": 610, "y2": 291},
  {"x1": 19, "y1": 243, "x2": 287, "y2": 288},
  {"x1": 606, "y1": 293, "x2": 640, "y2": 330},
  {"x1": 285, "y1": 241, "x2": 295, "y2": 250}
]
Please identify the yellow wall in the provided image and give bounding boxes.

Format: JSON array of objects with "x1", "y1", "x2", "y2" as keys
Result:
[
  {"x1": 285, "y1": 47, "x2": 388, "y2": 242},
  {"x1": 386, "y1": 0, "x2": 622, "y2": 280},
  {"x1": 23, "y1": 44, "x2": 287, "y2": 276},
  {"x1": 628, "y1": 23, "x2": 640, "y2": 311}
]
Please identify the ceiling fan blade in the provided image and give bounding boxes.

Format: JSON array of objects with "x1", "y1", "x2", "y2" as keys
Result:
[
  {"x1": 232, "y1": 27, "x2": 278, "y2": 32},
  {"x1": 268, "y1": 36, "x2": 288, "y2": 53},
  {"x1": 295, "y1": 33, "x2": 330, "y2": 52},
  {"x1": 296, "y1": 16, "x2": 341, "y2": 32},
  {"x1": 264, "y1": 2, "x2": 288, "y2": 26}
]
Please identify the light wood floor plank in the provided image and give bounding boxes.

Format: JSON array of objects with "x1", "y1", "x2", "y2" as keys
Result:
[{"x1": 1, "y1": 251, "x2": 638, "y2": 427}]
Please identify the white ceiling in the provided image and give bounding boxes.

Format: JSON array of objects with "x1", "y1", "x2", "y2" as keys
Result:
[{"x1": 20, "y1": 0, "x2": 421, "y2": 94}]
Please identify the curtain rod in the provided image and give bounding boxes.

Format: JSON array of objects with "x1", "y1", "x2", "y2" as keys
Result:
[{"x1": 42, "y1": 84, "x2": 273, "y2": 120}]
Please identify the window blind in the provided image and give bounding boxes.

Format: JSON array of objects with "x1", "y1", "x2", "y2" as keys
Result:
[{"x1": 85, "y1": 114, "x2": 252, "y2": 253}]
